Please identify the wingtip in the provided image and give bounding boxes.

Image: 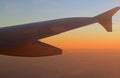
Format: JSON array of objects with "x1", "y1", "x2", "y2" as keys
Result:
[
  {"x1": 117, "y1": 6, "x2": 120, "y2": 8},
  {"x1": 116, "y1": 6, "x2": 120, "y2": 9}
]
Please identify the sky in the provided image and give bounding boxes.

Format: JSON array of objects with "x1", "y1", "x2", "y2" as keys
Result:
[
  {"x1": 0, "y1": 1, "x2": 120, "y2": 78},
  {"x1": 0, "y1": 0, "x2": 120, "y2": 50}
]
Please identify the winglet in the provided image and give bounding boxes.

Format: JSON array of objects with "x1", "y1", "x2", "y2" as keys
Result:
[{"x1": 95, "y1": 7, "x2": 120, "y2": 32}]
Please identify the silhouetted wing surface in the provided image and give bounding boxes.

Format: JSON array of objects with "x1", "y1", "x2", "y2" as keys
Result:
[
  {"x1": 0, "y1": 41, "x2": 62, "y2": 57},
  {"x1": 0, "y1": 7, "x2": 119, "y2": 57}
]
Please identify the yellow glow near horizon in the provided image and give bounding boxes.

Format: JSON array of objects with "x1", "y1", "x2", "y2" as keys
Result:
[{"x1": 41, "y1": 23, "x2": 120, "y2": 50}]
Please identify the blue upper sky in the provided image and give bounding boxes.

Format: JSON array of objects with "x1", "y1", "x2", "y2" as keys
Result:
[{"x1": 0, "y1": 0, "x2": 120, "y2": 27}]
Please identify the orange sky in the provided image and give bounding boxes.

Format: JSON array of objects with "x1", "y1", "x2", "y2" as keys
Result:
[{"x1": 41, "y1": 23, "x2": 120, "y2": 50}]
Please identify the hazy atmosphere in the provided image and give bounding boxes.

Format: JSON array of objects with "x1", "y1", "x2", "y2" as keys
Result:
[{"x1": 1, "y1": 51, "x2": 120, "y2": 78}]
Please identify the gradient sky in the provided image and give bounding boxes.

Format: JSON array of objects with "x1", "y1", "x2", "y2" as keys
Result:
[{"x1": 0, "y1": 0, "x2": 120, "y2": 50}]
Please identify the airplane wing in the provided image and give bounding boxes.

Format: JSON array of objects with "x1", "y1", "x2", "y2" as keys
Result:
[{"x1": 0, "y1": 7, "x2": 119, "y2": 57}]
